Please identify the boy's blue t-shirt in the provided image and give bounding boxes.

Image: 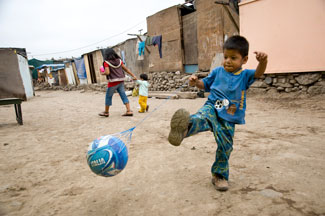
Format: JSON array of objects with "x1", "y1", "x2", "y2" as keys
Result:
[{"x1": 202, "y1": 66, "x2": 256, "y2": 124}]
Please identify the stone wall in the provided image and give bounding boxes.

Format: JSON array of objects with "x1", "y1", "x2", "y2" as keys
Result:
[
  {"x1": 146, "y1": 71, "x2": 325, "y2": 96},
  {"x1": 251, "y1": 72, "x2": 325, "y2": 96},
  {"x1": 34, "y1": 71, "x2": 325, "y2": 96}
]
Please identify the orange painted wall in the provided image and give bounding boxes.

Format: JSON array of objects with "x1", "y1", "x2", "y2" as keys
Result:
[{"x1": 239, "y1": 0, "x2": 325, "y2": 73}]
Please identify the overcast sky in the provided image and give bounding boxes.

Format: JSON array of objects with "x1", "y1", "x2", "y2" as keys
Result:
[{"x1": 0, "y1": 0, "x2": 185, "y2": 60}]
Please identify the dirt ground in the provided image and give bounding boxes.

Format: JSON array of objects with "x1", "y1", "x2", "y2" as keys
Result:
[{"x1": 0, "y1": 90, "x2": 324, "y2": 216}]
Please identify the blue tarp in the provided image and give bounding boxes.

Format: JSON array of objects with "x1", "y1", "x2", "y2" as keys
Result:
[
  {"x1": 36, "y1": 64, "x2": 65, "y2": 71},
  {"x1": 74, "y1": 57, "x2": 87, "y2": 79}
]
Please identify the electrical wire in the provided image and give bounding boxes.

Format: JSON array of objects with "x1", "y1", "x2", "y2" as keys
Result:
[
  {"x1": 32, "y1": 20, "x2": 146, "y2": 57},
  {"x1": 32, "y1": 3, "x2": 236, "y2": 58}
]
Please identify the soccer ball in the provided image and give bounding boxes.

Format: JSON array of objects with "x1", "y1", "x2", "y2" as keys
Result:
[{"x1": 87, "y1": 135, "x2": 128, "y2": 177}]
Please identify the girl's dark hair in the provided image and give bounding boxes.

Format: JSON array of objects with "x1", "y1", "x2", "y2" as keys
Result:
[
  {"x1": 103, "y1": 48, "x2": 120, "y2": 61},
  {"x1": 223, "y1": 35, "x2": 249, "y2": 57},
  {"x1": 140, "y1": 73, "x2": 148, "y2": 81}
]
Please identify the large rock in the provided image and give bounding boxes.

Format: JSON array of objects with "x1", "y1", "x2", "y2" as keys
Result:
[
  {"x1": 307, "y1": 86, "x2": 325, "y2": 96},
  {"x1": 315, "y1": 81, "x2": 325, "y2": 86},
  {"x1": 264, "y1": 76, "x2": 273, "y2": 85},
  {"x1": 295, "y1": 73, "x2": 321, "y2": 85}
]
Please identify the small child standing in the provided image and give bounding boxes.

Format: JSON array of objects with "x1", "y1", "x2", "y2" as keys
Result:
[
  {"x1": 168, "y1": 35, "x2": 268, "y2": 191},
  {"x1": 135, "y1": 74, "x2": 149, "y2": 113}
]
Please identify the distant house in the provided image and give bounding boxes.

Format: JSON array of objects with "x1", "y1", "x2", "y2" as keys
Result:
[
  {"x1": 146, "y1": 0, "x2": 239, "y2": 73},
  {"x1": 82, "y1": 49, "x2": 104, "y2": 84},
  {"x1": 0, "y1": 48, "x2": 34, "y2": 100},
  {"x1": 28, "y1": 58, "x2": 54, "y2": 81},
  {"x1": 36, "y1": 64, "x2": 67, "y2": 86}
]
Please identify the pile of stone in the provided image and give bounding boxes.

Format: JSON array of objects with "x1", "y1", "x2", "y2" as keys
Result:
[
  {"x1": 34, "y1": 83, "x2": 107, "y2": 92},
  {"x1": 147, "y1": 71, "x2": 209, "y2": 92}
]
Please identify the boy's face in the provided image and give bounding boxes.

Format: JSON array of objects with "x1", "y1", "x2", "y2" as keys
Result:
[{"x1": 223, "y1": 49, "x2": 248, "y2": 72}]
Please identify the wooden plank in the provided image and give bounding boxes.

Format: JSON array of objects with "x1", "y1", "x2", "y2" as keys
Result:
[
  {"x1": 83, "y1": 55, "x2": 92, "y2": 84},
  {"x1": 182, "y1": 12, "x2": 198, "y2": 64},
  {"x1": 71, "y1": 62, "x2": 80, "y2": 85},
  {"x1": 222, "y1": 5, "x2": 239, "y2": 31}
]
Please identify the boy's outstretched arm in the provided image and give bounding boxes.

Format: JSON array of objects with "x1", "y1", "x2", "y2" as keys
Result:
[
  {"x1": 189, "y1": 75, "x2": 205, "y2": 89},
  {"x1": 254, "y1": 51, "x2": 268, "y2": 78}
]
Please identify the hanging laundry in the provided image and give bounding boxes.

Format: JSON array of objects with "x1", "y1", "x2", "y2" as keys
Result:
[
  {"x1": 152, "y1": 35, "x2": 162, "y2": 58},
  {"x1": 145, "y1": 36, "x2": 153, "y2": 46},
  {"x1": 136, "y1": 39, "x2": 144, "y2": 61},
  {"x1": 138, "y1": 41, "x2": 145, "y2": 56}
]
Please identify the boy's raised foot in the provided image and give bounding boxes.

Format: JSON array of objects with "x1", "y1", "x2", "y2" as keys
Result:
[
  {"x1": 168, "y1": 108, "x2": 190, "y2": 146},
  {"x1": 211, "y1": 175, "x2": 229, "y2": 191}
]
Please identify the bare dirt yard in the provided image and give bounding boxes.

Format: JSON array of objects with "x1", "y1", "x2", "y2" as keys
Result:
[{"x1": 0, "y1": 90, "x2": 325, "y2": 216}]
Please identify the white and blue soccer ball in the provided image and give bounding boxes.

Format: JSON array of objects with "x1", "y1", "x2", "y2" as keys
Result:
[{"x1": 87, "y1": 135, "x2": 128, "y2": 177}]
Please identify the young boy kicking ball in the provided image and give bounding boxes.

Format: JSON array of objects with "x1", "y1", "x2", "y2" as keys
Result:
[{"x1": 168, "y1": 35, "x2": 268, "y2": 191}]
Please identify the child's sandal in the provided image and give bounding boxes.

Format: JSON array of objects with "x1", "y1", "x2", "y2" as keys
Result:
[
  {"x1": 99, "y1": 112, "x2": 109, "y2": 117},
  {"x1": 122, "y1": 111, "x2": 133, "y2": 116}
]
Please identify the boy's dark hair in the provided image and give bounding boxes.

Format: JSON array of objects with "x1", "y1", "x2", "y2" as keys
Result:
[
  {"x1": 223, "y1": 35, "x2": 249, "y2": 57},
  {"x1": 140, "y1": 73, "x2": 148, "y2": 81},
  {"x1": 103, "y1": 48, "x2": 120, "y2": 61}
]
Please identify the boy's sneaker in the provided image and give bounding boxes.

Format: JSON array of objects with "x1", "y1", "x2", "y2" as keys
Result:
[
  {"x1": 211, "y1": 175, "x2": 229, "y2": 191},
  {"x1": 146, "y1": 105, "x2": 149, "y2": 112},
  {"x1": 168, "y1": 109, "x2": 190, "y2": 146}
]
